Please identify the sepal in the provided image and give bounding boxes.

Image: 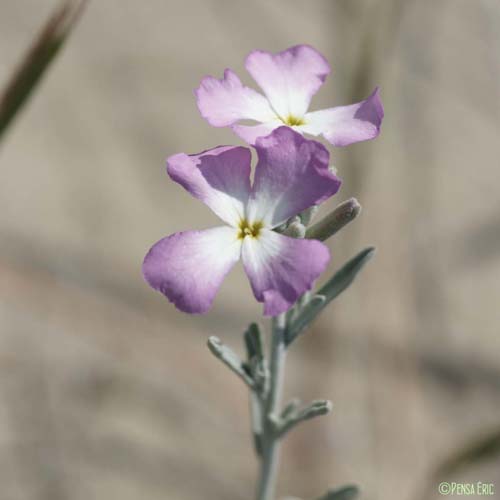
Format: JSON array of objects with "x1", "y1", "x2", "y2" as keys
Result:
[{"x1": 306, "y1": 198, "x2": 361, "y2": 242}]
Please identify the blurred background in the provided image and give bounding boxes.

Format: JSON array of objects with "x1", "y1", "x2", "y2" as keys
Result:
[{"x1": 0, "y1": 1, "x2": 499, "y2": 499}]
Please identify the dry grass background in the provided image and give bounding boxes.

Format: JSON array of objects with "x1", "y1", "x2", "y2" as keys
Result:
[{"x1": 0, "y1": 1, "x2": 499, "y2": 499}]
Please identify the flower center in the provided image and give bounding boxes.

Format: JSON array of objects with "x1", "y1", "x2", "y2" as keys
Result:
[
  {"x1": 237, "y1": 219, "x2": 263, "y2": 240},
  {"x1": 283, "y1": 115, "x2": 306, "y2": 126}
]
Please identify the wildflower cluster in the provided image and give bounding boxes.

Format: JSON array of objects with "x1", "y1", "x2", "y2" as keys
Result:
[
  {"x1": 143, "y1": 45, "x2": 383, "y2": 500},
  {"x1": 143, "y1": 45, "x2": 383, "y2": 316}
]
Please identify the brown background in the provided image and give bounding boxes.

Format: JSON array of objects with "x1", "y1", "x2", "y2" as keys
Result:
[{"x1": 0, "y1": 1, "x2": 499, "y2": 499}]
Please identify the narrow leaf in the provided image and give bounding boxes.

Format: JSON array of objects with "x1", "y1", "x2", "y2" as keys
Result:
[
  {"x1": 278, "y1": 399, "x2": 332, "y2": 437},
  {"x1": 207, "y1": 336, "x2": 255, "y2": 389},
  {"x1": 0, "y1": 0, "x2": 88, "y2": 142},
  {"x1": 287, "y1": 247, "x2": 375, "y2": 344},
  {"x1": 244, "y1": 322, "x2": 264, "y2": 361},
  {"x1": 317, "y1": 247, "x2": 375, "y2": 302}
]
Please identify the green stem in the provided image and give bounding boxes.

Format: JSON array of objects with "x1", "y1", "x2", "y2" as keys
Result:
[{"x1": 256, "y1": 313, "x2": 287, "y2": 500}]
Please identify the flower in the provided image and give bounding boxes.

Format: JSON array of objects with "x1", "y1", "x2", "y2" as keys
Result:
[
  {"x1": 196, "y1": 44, "x2": 384, "y2": 146},
  {"x1": 142, "y1": 127, "x2": 341, "y2": 316}
]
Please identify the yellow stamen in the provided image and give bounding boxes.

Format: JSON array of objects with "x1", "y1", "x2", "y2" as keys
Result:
[
  {"x1": 237, "y1": 219, "x2": 263, "y2": 240},
  {"x1": 283, "y1": 115, "x2": 306, "y2": 126}
]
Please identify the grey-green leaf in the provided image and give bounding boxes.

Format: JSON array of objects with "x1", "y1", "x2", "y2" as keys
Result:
[
  {"x1": 244, "y1": 322, "x2": 264, "y2": 361},
  {"x1": 287, "y1": 247, "x2": 375, "y2": 344},
  {"x1": 207, "y1": 336, "x2": 255, "y2": 389},
  {"x1": 317, "y1": 247, "x2": 375, "y2": 302}
]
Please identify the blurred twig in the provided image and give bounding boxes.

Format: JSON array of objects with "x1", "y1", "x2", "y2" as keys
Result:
[
  {"x1": 434, "y1": 428, "x2": 500, "y2": 479},
  {"x1": 417, "y1": 427, "x2": 500, "y2": 500},
  {"x1": 317, "y1": 485, "x2": 359, "y2": 500},
  {"x1": 0, "y1": 0, "x2": 88, "y2": 143}
]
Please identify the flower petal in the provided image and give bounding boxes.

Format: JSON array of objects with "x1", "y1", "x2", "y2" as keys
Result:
[
  {"x1": 246, "y1": 127, "x2": 341, "y2": 227},
  {"x1": 301, "y1": 87, "x2": 384, "y2": 147},
  {"x1": 231, "y1": 120, "x2": 281, "y2": 145},
  {"x1": 242, "y1": 229, "x2": 330, "y2": 316},
  {"x1": 195, "y1": 69, "x2": 275, "y2": 127},
  {"x1": 143, "y1": 227, "x2": 242, "y2": 314},
  {"x1": 167, "y1": 146, "x2": 252, "y2": 226},
  {"x1": 245, "y1": 45, "x2": 330, "y2": 121}
]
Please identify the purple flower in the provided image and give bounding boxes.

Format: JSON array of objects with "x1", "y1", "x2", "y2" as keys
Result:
[
  {"x1": 143, "y1": 127, "x2": 341, "y2": 317},
  {"x1": 196, "y1": 44, "x2": 384, "y2": 146}
]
